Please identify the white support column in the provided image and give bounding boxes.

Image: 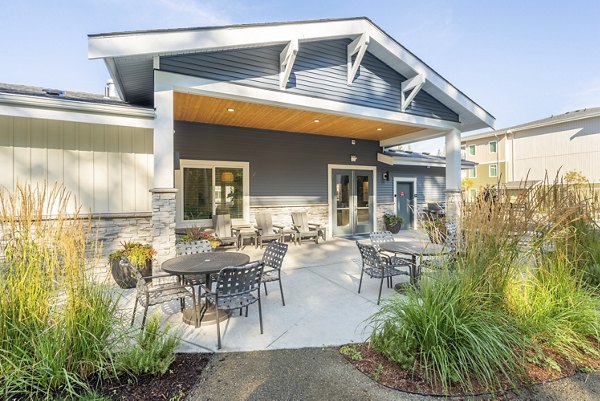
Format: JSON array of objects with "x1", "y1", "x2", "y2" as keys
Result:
[
  {"x1": 152, "y1": 87, "x2": 176, "y2": 268},
  {"x1": 445, "y1": 128, "x2": 462, "y2": 246}
]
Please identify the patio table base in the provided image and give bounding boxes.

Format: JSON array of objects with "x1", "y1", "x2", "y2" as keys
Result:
[{"x1": 182, "y1": 303, "x2": 230, "y2": 326}]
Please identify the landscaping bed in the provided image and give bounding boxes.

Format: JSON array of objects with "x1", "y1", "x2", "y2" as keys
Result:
[
  {"x1": 341, "y1": 343, "x2": 600, "y2": 397},
  {"x1": 98, "y1": 353, "x2": 211, "y2": 401}
]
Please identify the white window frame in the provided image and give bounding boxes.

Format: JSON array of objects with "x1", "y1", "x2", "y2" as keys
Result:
[
  {"x1": 489, "y1": 163, "x2": 498, "y2": 178},
  {"x1": 175, "y1": 159, "x2": 250, "y2": 228},
  {"x1": 469, "y1": 188, "x2": 477, "y2": 201},
  {"x1": 468, "y1": 167, "x2": 477, "y2": 178},
  {"x1": 468, "y1": 144, "x2": 476, "y2": 156},
  {"x1": 488, "y1": 140, "x2": 497, "y2": 154}
]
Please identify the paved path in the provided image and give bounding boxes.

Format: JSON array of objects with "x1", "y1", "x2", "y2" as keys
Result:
[{"x1": 186, "y1": 348, "x2": 600, "y2": 401}]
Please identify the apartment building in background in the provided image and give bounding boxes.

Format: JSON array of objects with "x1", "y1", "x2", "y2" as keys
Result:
[{"x1": 461, "y1": 107, "x2": 600, "y2": 200}]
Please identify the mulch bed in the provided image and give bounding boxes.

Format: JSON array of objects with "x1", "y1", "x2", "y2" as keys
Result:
[
  {"x1": 98, "y1": 353, "x2": 211, "y2": 401},
  {"x1": 341, "y1": 343, "x2": 599, "y2": 398}
]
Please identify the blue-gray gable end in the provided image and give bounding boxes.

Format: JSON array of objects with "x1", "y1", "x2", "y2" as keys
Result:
[
  {"x1": 174, "y1": 121, "x2": 446, "y2": 207},
  {"x1": 161, "y1": 39, "x2": 459, "y2": 122}
]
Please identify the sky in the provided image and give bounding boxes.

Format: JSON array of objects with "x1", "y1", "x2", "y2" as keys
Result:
[{"x1": 1, "y1": 0, "x2": 599, "y2": 153}]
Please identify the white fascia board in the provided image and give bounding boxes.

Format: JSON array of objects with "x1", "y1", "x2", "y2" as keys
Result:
[
  {"x1": 0, "y1": 93, "x2": 154, "y2": 128},
  {"x1": 384, "y1": 156, "x2": 476, "y2": 169},
  {"x1": 89, "y1": 19, "x2": 369, "y2": 59},
  {"x1": 379, "y1": 128, "x2": 445, "y2": 147},
  {"x1": 157, "y1": 70, "x2": 459, "y2": 131},
  {"x1": 377, "y1": 153, "x2": 396, "y2": 165},
  {"x1": 364, "y1": 28, "x2": 495, "y2": 130}
]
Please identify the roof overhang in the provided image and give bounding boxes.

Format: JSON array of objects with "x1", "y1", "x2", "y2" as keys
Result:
[
  {"x1": 0, "y1": 92, "x2": 154, "y2": 128},
  {"x1": 89, "y1": 17, "x2": 495, "y2": 134},
  {"x1": 378, "y1": 152, "x2": 476, "y2": 169}
]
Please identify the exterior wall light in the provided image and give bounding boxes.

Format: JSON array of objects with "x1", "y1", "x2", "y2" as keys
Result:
[{"x1": 350, "y1": 154, "x2": 358, "y2": 162}]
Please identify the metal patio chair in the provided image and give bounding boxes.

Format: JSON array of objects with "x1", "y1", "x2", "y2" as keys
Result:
[
  {"x1": 255, "y1": 213, "x2": 284, "y2": 248},
  {"x1": 356, "y1": 241, "x2": 409, "y2": 305},
  {"x1": 291, "y1": 212, "x2": 324, "y2": 245},
  {"x1": 213, "y1": 214, "x2": 239, "y2": 249},
  {"x1": 260, "y1": 241, "x2": 288, "y2": 306},
  {"x1": 176, "y1": 239, "x2": 213, "y2": 300},
  {"x1": 200, "y1": 261, "x2": 265, "y2": 349},
  {"x1": 370, "y1": 231, "x2": 412, "y2": 266},
  {"x1": 130, "y1": 263, "x2": 198, "y2": 329}
]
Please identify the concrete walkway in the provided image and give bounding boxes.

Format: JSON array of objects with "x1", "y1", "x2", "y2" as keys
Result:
[
  {"x1": 121, "y1": 231, "x2": 427, "y2": 352},
  {"x1": 186, "y1": 348, "x2": 600, "y2": 401}
]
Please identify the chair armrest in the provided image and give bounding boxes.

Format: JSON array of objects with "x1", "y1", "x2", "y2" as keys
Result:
[
  {"x1": 308, "y1": 223, "x2": 323, "y2": 228},
  {"x1": 142, "y1": 272, "x2": 177, "y2": 280}
]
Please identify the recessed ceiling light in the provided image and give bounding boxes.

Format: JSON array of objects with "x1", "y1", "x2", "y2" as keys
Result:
[
  {"x1": 376, "y1": 127, "x2": 383, "y2": 131},
  {"x1": 313, "y1": 119, "x2": 320, "y2": 123},
  {"x1": 227, "y1": 108, "x2": 235, "y2": 112}
]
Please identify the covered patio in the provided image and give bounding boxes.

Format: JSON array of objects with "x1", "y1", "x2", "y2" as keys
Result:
[{"x1": 123, "y1": 231, "x2": 426, "y2": 352}]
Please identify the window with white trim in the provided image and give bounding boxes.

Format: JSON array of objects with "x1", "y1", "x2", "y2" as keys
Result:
[
  {"x1": 468, "y1": 167, "x2": 477, "y2": 178},
  {"x1": 468, "y1": 144, "x2": 476, "y2": 156},
  {"x1": 489, "y1": 163, "x2": 498, "y2": 177},
  {"x1": 176, "y1": 160, "x2": 249, "y2": 226},
  {"x1": 489, "y1": 141, "x2": 497, "y2": 153}
]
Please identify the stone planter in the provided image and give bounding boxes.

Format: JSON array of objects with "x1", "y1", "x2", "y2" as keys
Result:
[{"x1": 110, "y1": 258, "x2": 152, "y2": 289}]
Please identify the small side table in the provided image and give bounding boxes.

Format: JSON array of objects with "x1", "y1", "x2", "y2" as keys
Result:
[
  {"x1": 280, "y1": 228, "x2": 297, "y2": 245},
  {"x1": 237, "y1": 229, "x2": 257, "y2": 249}
]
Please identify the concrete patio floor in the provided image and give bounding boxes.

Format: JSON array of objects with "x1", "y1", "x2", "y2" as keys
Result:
[{"x1": 120, "y1": 230, "x2": 429, "y2": 353}]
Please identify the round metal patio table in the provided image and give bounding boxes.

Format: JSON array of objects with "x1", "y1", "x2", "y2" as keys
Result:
[
  {"x1": 379, "y1": 241, "x2": 448, "y2": 287},
  {"x1": 162, "y1": 252, "x2": 250, "y2": 326}
]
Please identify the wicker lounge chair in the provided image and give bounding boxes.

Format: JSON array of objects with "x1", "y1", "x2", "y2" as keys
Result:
[
  {"x1": 260, "y1": 241, "x2": 288, "y2": 306},
  {"x1": 291, "y1": 212, "x2": 325, "y2": 245},
  {"x1": 254, "y1": 213, "x2": 283, "y2": 248},
  {"x1": 200, "y1": 261, "x2": 265, "y2": 349}
]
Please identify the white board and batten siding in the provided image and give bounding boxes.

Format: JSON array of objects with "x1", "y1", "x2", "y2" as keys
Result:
[
  {"x1": 510, "y1": 116, "x2": 600, "y2": 183},
  {"x1": 0, "y1": 115, "x2": 153, "y2": 214}
]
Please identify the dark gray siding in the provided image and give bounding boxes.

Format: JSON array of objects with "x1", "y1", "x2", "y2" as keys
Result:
[
  {"x1": 377, "y1": 166, "x2": 446, "y2": 206},
  {"x1": 162, "y1": 39, "x2": 458, "y2": 122},
  {"x1": 174, "y1": 121, "x2": 446, "y2": 207}
]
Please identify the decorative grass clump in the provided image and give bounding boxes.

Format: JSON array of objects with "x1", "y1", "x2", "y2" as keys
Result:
[
  {"x1": 0, "y1": 183, "x2": 121, "y2": 400},
  {"x1": 369, "y1": 176, "x2": 600, "y2": 393},
  {"x1": 371, "y1": 272, "x2": 525, "y2": 391}
]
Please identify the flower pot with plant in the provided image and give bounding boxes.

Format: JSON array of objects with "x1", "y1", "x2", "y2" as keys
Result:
[
  {"x1": 109, "y1": 242, "x2": 156, "y2": 289},
  {"x1": 177, "y1": 226, "x2": 221, "y2": 249},
  {"x1": 383, "y1": 213, "x2": 404, "y2": 233}
]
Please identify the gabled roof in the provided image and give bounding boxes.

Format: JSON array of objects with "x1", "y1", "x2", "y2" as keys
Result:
[
  {"x1": 463, "y1": 107, "x2": 600, "y2": 142},
  {"x1": 89, "y1": 17, "x2": 495, "y2": 132}
]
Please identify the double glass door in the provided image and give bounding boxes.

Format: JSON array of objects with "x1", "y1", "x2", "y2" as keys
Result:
[{"x1": 332, "y1": 169, "x2": 373, "y2": 236}]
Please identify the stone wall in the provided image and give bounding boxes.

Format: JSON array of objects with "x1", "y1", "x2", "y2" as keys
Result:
[
  {"x1": 151, "y1": 189, "x2": 177, "y2": 271},
  {"x1": 376, "y1": 202, "x2": 395, "y2": 231},
  {"x1": 91, "y1": 213, "x2": 153, "y2": 263},
  {"x1": 250, "y1": 204, "x2": 328, "y2": 232}
]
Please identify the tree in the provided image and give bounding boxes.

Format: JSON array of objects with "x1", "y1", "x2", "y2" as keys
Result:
[{"x1": 564, "y1": 170, "x2": 588, "y2": 185}]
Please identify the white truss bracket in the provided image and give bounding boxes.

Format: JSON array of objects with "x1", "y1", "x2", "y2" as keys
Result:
[
  {"x1": 400, "y1": 74, "x2": 426, "y2": 112},
  {"x1": 279, "y1": 38, "x2": 299, "y2": 90},
  {"x1": 347, "y1": 33, "x2": 369, "y2": 85}
]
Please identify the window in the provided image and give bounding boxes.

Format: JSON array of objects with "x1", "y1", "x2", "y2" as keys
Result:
[
  {"x1": 468, "y1": 167, "x2": 477, "y2": 178},
  {"x1": 469, "y1": 188, "x2": 477, "y2": 201},
  {"x1": 468, "y1": 144, "x2": 476, "y2": 156},
  {"x1": 489, "y1": 141, "x2": 497, "y2": 153},
  {"x1": 177, "y1": 160, "x2": 249, "y2": 225},
  {"x1": 489, "y1": 164, "x2": 498, "y2": 177}
]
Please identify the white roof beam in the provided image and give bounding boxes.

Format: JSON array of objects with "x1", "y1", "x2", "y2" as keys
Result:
[
  {"x1": 347, "y1": 33, "x2": 369, "y2": 85},
  {"x1": 400, "y1": 74, "x2": 425, "y2": 112},
  {"x1": 279, "y1": 39, "x2": 298, "y2": 90}
]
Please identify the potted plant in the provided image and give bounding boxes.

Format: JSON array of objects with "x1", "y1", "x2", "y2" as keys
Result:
[
  {"x1": 177, "y1": 226, "x2": 221, "y2": 249},
  {"x1": 109, "y1": 242, "x2": 156, "y2": 289},
  {"x1": 383, "y1": 213, "x2": 404, "y2": 233}
]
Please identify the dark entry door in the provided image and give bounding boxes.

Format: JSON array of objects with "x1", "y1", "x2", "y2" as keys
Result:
[
  {"x1": 395, "y1": 182, "x2": 414, "y2": 230},
  {"x1": 332, "y1": 169, "x2": 373, "y2": 236}
]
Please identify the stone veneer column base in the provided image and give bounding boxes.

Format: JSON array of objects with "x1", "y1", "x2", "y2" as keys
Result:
[
  {"x1": 151, "y1": 188, "x2": 178, "y2": 271},
  {"x1": 445, "y1": 189, "x2": 462, "y2": 247}
]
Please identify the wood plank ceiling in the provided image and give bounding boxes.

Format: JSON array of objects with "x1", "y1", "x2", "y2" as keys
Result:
[{"x1": 174, "y1": 92, "x2": 421, "y2": 141}]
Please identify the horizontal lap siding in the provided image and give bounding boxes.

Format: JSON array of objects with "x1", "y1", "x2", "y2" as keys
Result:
[
  {"x1": 161, "y1": 39, "x2": 458, "y2": 122},
  {"x1": 174, "y1": 121, "x2": 380, "y2": 206},
  {"x1": 376, "y1": 165, "x2": 446, "y2": 206},
  {"x1": 0, "y1": 115, "x2": 153, "y2": 214}
]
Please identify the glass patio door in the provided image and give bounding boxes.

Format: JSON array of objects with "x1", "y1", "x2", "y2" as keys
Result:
[{"x1": 332, "y1": 169, "x2": 373, "y2": 236}]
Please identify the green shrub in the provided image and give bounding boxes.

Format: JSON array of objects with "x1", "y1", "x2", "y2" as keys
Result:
[
  {"x1": 117, "y1": 314, "x2": 181, "y2": 376},
  {"x1": 109, "y1": 241, "x2": 156, "y2": 269},
  {"x1": 0, "y1": 183, "x2": 121, "y2": 400},
  {"x1": 370, "y1": 272, "x2": 526, "y2": 392}
]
